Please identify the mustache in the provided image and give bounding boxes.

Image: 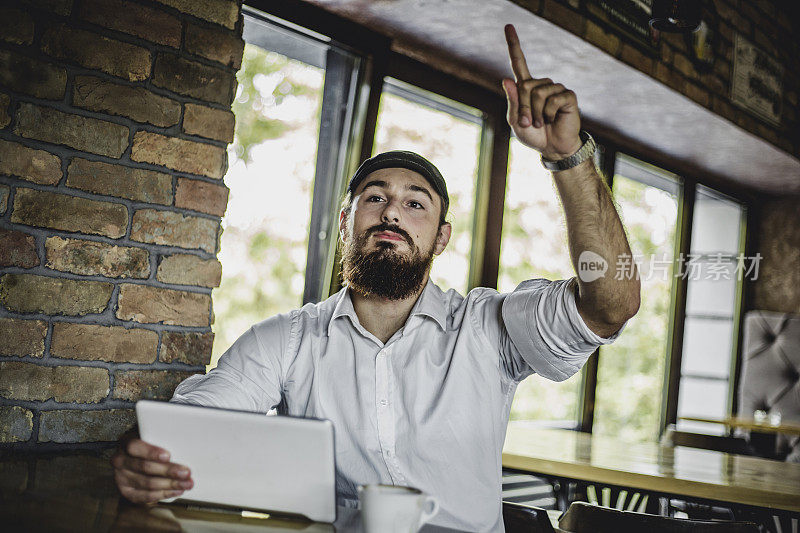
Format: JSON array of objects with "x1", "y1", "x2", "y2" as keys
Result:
[{"x1": 367, "y1": 223, "x2": 412, "y2": 245}]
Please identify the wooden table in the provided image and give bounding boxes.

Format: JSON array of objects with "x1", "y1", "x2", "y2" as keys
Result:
[
  {"x1": 502, "y1": 423, "x2": 800, "y2": 514},
  {"x1": 0, "y1": 452, "x2": 463, "y2": 532},
  {"x1": 680, "y1": 415, "x2": 800, "y2": 436}
]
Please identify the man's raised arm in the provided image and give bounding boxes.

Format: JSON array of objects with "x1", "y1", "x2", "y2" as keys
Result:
[{"x1": 501, "y1": 24, "x2": 640, "y2": 338}]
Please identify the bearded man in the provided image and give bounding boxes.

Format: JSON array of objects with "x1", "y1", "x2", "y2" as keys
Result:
[{"x1": 111, "y1": 24, "x2": 640, "y2": 532}]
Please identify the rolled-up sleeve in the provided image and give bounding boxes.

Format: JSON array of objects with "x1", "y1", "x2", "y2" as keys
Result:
[
  {"x1": 170, "y1": 311, "x2": 294, "y2": 413},
  {"x1": 473, "y1": 278, "x2": 623, "y2": 383}
]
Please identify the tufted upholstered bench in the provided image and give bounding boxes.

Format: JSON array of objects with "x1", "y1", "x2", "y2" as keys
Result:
[{"x1": 738, "y1": 311, "x2": 800, "y2": 462}]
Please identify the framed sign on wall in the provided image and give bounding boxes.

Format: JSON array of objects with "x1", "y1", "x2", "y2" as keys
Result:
[{"x1": 731, "y1": 34, "x2": 783, "y2": 126}]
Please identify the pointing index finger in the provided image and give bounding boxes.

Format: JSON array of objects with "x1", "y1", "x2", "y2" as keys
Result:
[{"x1": 504, "y1": 24, "x2": 532, "y2": 81}]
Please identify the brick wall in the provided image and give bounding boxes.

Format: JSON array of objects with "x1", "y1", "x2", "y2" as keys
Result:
[
  {"x1": 0, "y1": 0, "x2": 243, "y2": 449},
  {"x1": 751, "y1": 197, "x2": 800, "y2": 315},
  {"x1": 514, "y1": 0, "x2": 800, "y2": 156}
]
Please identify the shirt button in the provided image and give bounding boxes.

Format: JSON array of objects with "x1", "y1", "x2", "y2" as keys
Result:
[{"x1": 380, "y1": 399, "x2": 388, "y2": 406}]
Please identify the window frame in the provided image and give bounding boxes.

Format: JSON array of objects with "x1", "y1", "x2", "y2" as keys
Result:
[
  {"x1": 583, "y1": 135, "x2": 753, "y2": 437},
  {"x1": 241, "y1": 0, "x2": 756, "y2": 438}
]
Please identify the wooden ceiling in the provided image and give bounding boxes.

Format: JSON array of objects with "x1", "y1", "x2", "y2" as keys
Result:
[{"x1": 302, "y1": 0, "x2": 800, "y2": 196}]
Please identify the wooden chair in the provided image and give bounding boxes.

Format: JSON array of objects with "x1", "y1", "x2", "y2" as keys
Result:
[
  {"x1": 558, "y1": 501, "x2": 759, "y2": 533},
  {"x1": 661, "y1": 425, "x2": 754, "y2": 456},
  {"x1": 502, "y1": 501, "x2": 556, "y2": 533}
]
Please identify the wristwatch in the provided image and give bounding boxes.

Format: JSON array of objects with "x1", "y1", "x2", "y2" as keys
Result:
[{"x1": 541, "y1": 130, "x2": 596, "y2": 171}]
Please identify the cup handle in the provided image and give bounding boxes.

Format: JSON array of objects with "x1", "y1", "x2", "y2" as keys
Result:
[{"x1": 418, "y1": 496, "x2": 439, "y2": 527}]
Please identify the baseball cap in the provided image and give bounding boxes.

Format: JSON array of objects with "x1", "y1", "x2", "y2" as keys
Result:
[{"x1": 347, "y1": 150, "x2": 449, "y2": 221}]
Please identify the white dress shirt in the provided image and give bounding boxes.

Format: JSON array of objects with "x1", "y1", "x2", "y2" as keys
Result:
[{"x1": 171, "y1": 277, "x2": 621, "y2": 532}]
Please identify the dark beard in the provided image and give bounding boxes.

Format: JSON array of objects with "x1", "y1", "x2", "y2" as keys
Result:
[{"x1": 341, "y1": 224, "x2": 436, "y2": 300}]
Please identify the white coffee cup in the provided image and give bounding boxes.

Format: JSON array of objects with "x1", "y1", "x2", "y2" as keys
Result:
[{"x1": 358, "y1": 484, "x2": 439, "y2": 533}]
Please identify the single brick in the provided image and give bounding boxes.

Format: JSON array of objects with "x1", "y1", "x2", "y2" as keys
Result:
[
  {"x1": 542, "y1": 0, "x2": 584, "y2": 36},
  {"x1": 38, "y1": 409, "x2": 136, "y2": 443},
  {"x1": 79, "y1": 0, "x2": 181, "y2": 48},
  {"x1": 0, "y1": 138, "x2": 62, "y2": 185},
  {"x1": 130, "y1": 209, "x2": 219, "y2": 253},
  {"x1": 673, "y1": 52, "x2": 696, "y2": 79},
  {"x1": 15, "y1": 103, "x2": 129, "y2": 158},
  {"x1": 131, "y1": 131, "x2": 226, "y2": 178},
  {"x1": 153, "y1": 0, "x2": 238, "y2": 29},
  {"x1": 152, "y1": 53, "x2": 235, "y2": 105},
  {"x1": 0, "y1": 7, "x2": 35, "y2": 45},
  {"x1": 0, "y1": 274, "x2": 113, "y2": 316},
  {"x1": 161, "y1": 331, "x2": 214, "y2": 365},
  {"x1": 0, "y1": 49, "x2": 67, "y2": 100},
  {"x1": 51, "y1": 323, "x2": 158, "y2": 363},
  {"x1": 41, "y1": 24, "x2": 152, "y2": 82},
  {"x1": 0, "y1": 228, "x2": 39, "y2": 268},
  {"x1": 157, "y1": 254, "x2": 222, "y2": 287},
  {"x1": 620, "y1": 44, "x2": 653, "y2": 74},
  {"x1": 45, "y1": 236, "x2": 150, "y2": 278},
  {"x1": 0, "y1": 362, "x2": 109, "y2": 403},
  {"x1": 185, "y1": 23, "x2": 244, "y2": 68},
  {"x1": 73, "y1": 76, "x2": 181, "y2": 128},
  {"x1": 113, "y1": 369, "x2": 197, "y2": 401},
  {"x1": 700, "y1": 72, "x2": 726, "y2": 96},
  {"x1": 685, "y1": 81, "x2": 711, "y2": 107},
  {"x1": 175, "y1": 178, "x2": 229, "y2": 217},
  {"x1": 11, "y1": 188, "x2": 128, "y2": 238},
  {"x1": 116, "y1": 284, "x2": 211, "y2": 326},
  {"x1": 654, "y1": 63, "x2": 684, "y2": 92},
  {"x1": 0, "y1": 185, "x2": 8, "y2": 214},
  {"x1": 66, "y1": 158, "x2": 172, "y2": 205},
  {"x1": 584, "y1": 20, "x2": 619, "y2": 56},
  {"x1": 0, "y1": 406, "x2": 33, "y2": 443},
  {"x1": 0, "y1": 92, "x2": 10, "y2": 128},
  {"x1": 0, "y1": 318, "x2": 47, "y2": 357},
  {"x1": 183, "y1": 103, "x2": 235, "y2": 142}
]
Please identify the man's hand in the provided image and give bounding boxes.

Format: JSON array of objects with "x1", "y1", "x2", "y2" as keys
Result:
[
  {"x1": 502, "y1": 24, "x2": 582, "y2": 161},
  {"x1": 111, "y1": 431, "x2": 194, "y2": 504}
]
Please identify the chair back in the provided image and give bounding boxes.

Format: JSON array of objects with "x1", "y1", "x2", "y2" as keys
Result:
[
  {"x1": 661, "y1": 425, "x2": 754, "y2": 456},
  {"x1": 738, "y1": 311, "x2": 800, "y2": 461},
  {"x1": 558, "y1": 501, "x2": 759, "y2": 533},
  {"x1": 502, "y1": 501, "x2": 556, "y2": 533}
]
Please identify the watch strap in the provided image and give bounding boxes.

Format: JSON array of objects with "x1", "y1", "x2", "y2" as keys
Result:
[{"x1": 541, "y1": 131, "x2": 596, "y2": 171}]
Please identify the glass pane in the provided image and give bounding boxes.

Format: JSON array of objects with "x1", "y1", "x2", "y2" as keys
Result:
[
  {"x1": 690, "y1": 187, "x2": 741, "y2": 253},
  {"x1": 680, "y1": 318, "x2": 733, "y2": 378},
  {"x1": 594, "y1": 162, "x2": 679, "y2": 443},
  {"x1": 677, "y1": 185, "x2": 744, "y2": 425},
  {"x1": 678, "y1": 377, "x2": 729, "y2": 419},
  {"x1": 500, "y1": 137, "x2": 581, "y2": 427},
  {"x1": 684, "y1": 263, "x2": 738, "y2": 317},
  {"x1": 372, "y1": 81, "x2": 482, "y2": 294},
  {"x1": 212, "y1": 39, "x2": 325, "y2": 366}
]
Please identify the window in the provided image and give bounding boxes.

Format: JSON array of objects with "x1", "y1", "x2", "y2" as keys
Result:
[
  {"x1": 594, "y1": 154, "x2": 681, "y2": 443},
  {"x1": 499, "y1": 137, "x2": 582, "y2": 428},
  {"x1": 677, "y1": 186, "x2": 746, "y2": 434},
  {"x1": 215, "y1": 6, "x2": 751, "y2": 440},
  {"x1": 372, "y1": 78, "x2": 484, "y2": 294},
  {"x1": 211, "y1": 9, "x2": 361, "y2": 365}
]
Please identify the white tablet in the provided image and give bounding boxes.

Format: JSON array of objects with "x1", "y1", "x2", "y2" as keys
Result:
[{"x1": 135, "y1": 400, "x2": 337, "y2": 523}]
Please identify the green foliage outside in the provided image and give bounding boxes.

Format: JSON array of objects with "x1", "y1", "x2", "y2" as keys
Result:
[
  {"x1": 231, "y1": 47, "x2": 319, "y2": 164},
  {"x1": 500, "y1": 144, "x2": 678, "y2": 442},
  {"x1": 593, "y1": 175, "x2": 677, "y2": 442},
  {"x1": 500, "y1": 139, "x2": 582, "y2": 426},
  {"x1": 211, "y1": 45, "x2": 324, "y2": 366},
  {"x1": 373, "y1": 90, "x2": 482, "y2": 294},
  {"x1": 215, "y1": 46, "x2": 679, "y2": 444}
]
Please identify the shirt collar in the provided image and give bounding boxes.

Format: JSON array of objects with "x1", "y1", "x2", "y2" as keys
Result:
[{"x1": 327, "y1": 279, "x2": 447, "y2": 336}]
